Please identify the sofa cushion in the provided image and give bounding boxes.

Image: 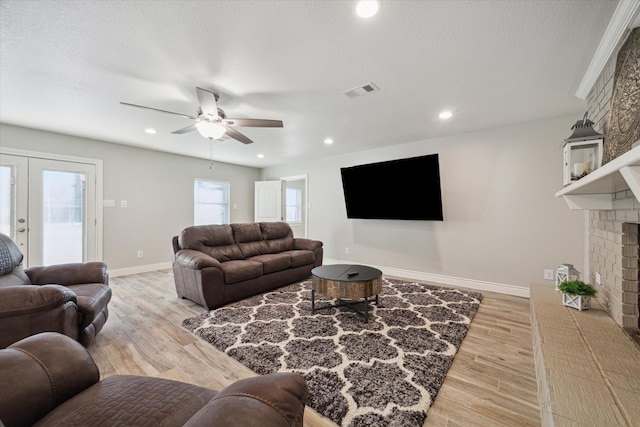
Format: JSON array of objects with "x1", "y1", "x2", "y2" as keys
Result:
[
  {"x1": 220, "y1": 260, "x2": 263, "y2": 284},
  {"x1": 232, "y1": 223, "x2": 263, "y2": 243},
  {"x1": 260, "y1": 222, "x2": 294, "y2": 253},
  {"x1": 285, "y1": 250, "x2": 316, "y2": 268},
  {"x1": 180, "y1": 225, "x2": 243, "y2": 262},
  {"x1": 34, "y1": 375, "x2": 217, "y2": 427},
  {"x1": 247, "y1": 253, "x2": 292, "y2": 274},
  {"x1": 233, "y1": 224, "x2": 269, "y2": 258}
]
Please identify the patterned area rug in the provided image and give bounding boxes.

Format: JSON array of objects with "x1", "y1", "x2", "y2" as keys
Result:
[{"x1": 182, "y1": 277, "x2": 482, "y2": 426}]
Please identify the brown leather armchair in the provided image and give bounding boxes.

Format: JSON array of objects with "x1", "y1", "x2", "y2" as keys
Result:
[
  {"x1": 0, "y1": 233, "x2": 111, "y2": 348},
  {"x1": 0, "y1": 332, "x2": 308, "y2": 427}
]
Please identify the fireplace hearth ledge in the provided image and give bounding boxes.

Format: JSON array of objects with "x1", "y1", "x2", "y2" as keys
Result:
[
  {"x1": 530, "y1": 283, "x2": 640, "y2": 426},
  {"x1": 556, "y1": 145, "x2": 640, "y2": 210}
]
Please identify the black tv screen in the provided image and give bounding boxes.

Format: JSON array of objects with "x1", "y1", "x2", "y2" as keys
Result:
[{"x1": 340, "y1": 154, "x2": 443, "y2": 221}]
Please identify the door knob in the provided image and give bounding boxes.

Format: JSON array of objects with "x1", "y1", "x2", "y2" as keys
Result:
[{"x1": 17, "y1": 228, "x2": 26, "y2": 232}]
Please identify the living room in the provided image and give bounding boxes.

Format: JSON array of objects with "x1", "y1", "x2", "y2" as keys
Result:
[{"x1": 1, "y1": 1, "x2": 639, "y2": 426}]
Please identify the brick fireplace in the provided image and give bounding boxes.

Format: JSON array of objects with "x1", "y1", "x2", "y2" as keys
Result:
[
  {"x1": 589, "y1": 191, "x2": 640, "y2": 331},
  {"x1": 583, "y1": 27, "x2": 640, "y2": 334}
]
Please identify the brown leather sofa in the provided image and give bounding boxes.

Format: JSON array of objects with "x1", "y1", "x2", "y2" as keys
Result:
[
  {"x1": 0, "y1": 233, "x2": 111, "y2": 348},
  {"x1": 172, "y1": 222, "x2": 323, "y2": 310},
  {"x1": 0, "y1": 332, "x2": 308, "y2": 427}
]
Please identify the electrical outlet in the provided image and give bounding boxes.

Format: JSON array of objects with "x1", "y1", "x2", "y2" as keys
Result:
[
  {"x1": 596, "y1": 272, "x2": 601, "y2": 284},
  {"x1": 137, "y1": 250, "x2": 143, "y2": 258},
  {"x1": 345, "y1": 247, "x2": 350, "y2": 255},
  {"x1": 544, "y1": 269, "x2": 554, "y2": 280},
  {"x1": 121, "y1": 200, "x2": 128, "y2": 208}
]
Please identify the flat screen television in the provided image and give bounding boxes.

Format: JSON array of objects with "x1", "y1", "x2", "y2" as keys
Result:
[{"x1": 340, "y1": 154, "x2": 443, "y2": 221}]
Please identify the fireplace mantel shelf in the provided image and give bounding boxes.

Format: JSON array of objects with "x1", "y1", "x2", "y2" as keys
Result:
[{"x1": 556, "y1": 146, "x2": 640, "y2": 210}]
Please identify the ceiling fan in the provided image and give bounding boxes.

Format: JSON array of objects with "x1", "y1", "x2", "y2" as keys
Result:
[{"x1": 120, "y1": 87, "x2": 283, "y2": 144}]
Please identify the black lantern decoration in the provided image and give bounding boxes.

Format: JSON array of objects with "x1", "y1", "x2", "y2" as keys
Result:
[{"x1": 562, "y1": 112, "x2": 604, "y2": 186}]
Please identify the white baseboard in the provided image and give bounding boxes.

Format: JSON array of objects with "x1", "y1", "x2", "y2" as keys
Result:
[
  {"x1": 109, "y1": 262, "x2": 172, "y2": 277},
  {"x1": 109, "y1": 259, "x2": 530, "y2": 298},
  {"x1": 323, "y1": 258, "x2": 530, "y2": 298}
]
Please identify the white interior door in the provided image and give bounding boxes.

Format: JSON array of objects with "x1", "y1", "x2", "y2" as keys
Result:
[
  {"x1": 0, "y1": 154, "x2": 98, "y2": 267},
  {"x1": 255, "y1": 180, "x2": 283, "y2": 222}
]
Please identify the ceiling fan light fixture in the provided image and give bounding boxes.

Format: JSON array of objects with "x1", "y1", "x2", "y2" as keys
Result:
[
  {"x1": 356, "y1": 0, "x2": 380, "y2": 18},
  {"x1": 195, "y1": 121, "x2": 226, "y2": 139}
]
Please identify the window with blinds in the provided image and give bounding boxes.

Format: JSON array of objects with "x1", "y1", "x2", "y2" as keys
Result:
[
  {"x1": 194, "y1": 179, "x2": 230, "y2": 225},
  {"x1": 285, "y1": 187, "x2": 302, "y2": 223}
]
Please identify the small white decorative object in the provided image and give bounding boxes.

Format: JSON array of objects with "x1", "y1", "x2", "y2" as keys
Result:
[
  {"x1": 555, "y1": 263, "x2": 580, "y2": 291},
  {"x1": 562, "y1": 294, "x2": 592, "y2": 311}
]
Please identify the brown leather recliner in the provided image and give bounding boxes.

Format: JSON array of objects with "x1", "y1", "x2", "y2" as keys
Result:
[
  {"x1": 0, "y1": 233, "x2": 111, "y2": 348},
  {"x1": 0, "y1": 332, "x2": 308, "y2": 427}
]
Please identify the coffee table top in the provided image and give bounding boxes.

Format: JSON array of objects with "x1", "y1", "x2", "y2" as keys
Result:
[{"x1": 311, "y1": 264, "x2": 382, "y2": 282}]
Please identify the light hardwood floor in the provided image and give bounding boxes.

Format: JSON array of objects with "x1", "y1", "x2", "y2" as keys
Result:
[{"x1": 89, "y1": 269, "x2": 541, "y2": 427}]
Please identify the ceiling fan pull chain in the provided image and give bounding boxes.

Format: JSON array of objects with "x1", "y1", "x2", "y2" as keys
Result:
[{"x1": 209, "y1": 140, "x2": 214, "y2": 171}]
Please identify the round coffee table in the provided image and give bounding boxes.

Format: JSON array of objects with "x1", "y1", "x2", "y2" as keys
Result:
[{"x1": 311, "y1": 264, "x2": 383, "y2": 322}]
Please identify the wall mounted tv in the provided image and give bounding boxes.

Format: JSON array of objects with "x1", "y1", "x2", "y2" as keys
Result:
[{"x1": 340, "y1": 154, "x2": 443, "y2": 221}]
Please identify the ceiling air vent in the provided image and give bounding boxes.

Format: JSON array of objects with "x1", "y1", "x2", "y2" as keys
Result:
[{"x1": 343, "y1": 82, "x2": 380, "y2": 99}]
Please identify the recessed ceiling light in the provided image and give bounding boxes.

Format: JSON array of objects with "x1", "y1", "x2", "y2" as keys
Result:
[
  {"x1": 324, "y1": 138, "x2": 334, "y2": 145},
  {"x1": 257, "y1": 154, "x2": 265, "y2": 159},
  {"x1": 144, "y1": 128, "x2": 157, "y2": 134},
  {"x1": 439, "y1": 111, "x2": 453, "y2": 120},
  {"x1": 356, "y1": 0, "x2": 380, "y2": 18}
]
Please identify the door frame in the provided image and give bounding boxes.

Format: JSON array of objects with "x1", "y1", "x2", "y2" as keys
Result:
[{"x1": 0, "y1": 147, "x2": 104, "y2": 262}]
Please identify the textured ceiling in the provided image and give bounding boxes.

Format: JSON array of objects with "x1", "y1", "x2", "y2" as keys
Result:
[{"x1": 0, "y1": 0, "x2": 620, "y2": 168}]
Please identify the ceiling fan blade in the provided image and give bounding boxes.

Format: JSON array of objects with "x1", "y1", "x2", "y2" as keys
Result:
[
  {"x1": 222, "y1": 118, "x2": 284, "y2": 128},
  {"x1": 223, "y1": 125, "x2": 254, "y2": 144},
  {"x1": 196, "y1": 87, "x2": 219, "y2": 120},
  {"x1": 171, "y1": 125, "x2": 197, "y2": 134},
  {"x1": 119, "y1": 102, "x2": 196, "y2": 119}
]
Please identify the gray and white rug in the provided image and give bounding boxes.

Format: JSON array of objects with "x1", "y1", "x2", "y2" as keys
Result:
[{"x1": 182, "y1": 277, "x2": 482, "y2": 427}]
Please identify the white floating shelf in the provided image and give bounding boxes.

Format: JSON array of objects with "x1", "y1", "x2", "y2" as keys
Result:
[{"x1": 555, "y1": 146, "x2": 640, "y2": 210}]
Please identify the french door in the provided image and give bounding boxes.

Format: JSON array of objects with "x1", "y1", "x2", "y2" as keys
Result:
[{"x1": 0, "y1": 153, "x2": 99, "y2": 267}]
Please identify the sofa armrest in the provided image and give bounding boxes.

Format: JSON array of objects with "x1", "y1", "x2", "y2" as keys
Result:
[
  {"x1": 0, "y1": 332, "x2": 100, "y2": 427},
  {"x1": 293, "y1": 238, "x2": 323, "y2": 251},
  {"x1": 293, "y1": 239, "x2": 323, "y2": 266},
  {"x1": 184, "y1": 373, "x2": 308, "y2": 427},
  {"x1": 25, "y1": 262, "x2": 108, "y2": 286},
  {"x1": 174, "y1": 249, "x2": 222, "y2": 270},
  {"x1": 0, "y1": 284, "x2": 77, "y2": 318}
]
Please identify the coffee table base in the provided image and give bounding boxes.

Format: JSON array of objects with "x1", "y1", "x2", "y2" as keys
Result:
[{"x1": 311, "y1": 290, "x2": 379, "y2": 322}]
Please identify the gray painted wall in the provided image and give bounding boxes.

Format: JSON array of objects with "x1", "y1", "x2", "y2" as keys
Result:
[
  {"x1": 262, "y1": 115, "x2": 586, "y2": 292},
  {"x1": 2, "y1": 114, "x2": 585, "y2": 292},
  {"x1": 0, "y1": 123, "x2": 260, "y2": 270}
]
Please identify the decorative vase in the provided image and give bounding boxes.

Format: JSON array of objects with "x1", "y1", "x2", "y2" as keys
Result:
[{"x1": 562, "y1": 293, "x2": 591, "y2": 311}]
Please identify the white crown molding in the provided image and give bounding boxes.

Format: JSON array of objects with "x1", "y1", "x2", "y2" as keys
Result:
[{"x1": 575, "y1": 0, "x2": 640, "y2": 100}]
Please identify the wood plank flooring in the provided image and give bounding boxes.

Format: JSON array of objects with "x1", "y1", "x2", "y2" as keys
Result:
[{"x1": 89, "y1": 269, "x2": 540, "y2": 427}]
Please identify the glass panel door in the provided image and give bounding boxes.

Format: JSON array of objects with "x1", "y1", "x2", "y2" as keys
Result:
[
  {"x1": 0, "y1": 154, "x2": 29, "y2": 260},
  {"x1": 29, "y1": 158, "x2": 97, "y2": 266},
  {"x1": 42, "y1": 170, "x2": 85, "y2": 264}
]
